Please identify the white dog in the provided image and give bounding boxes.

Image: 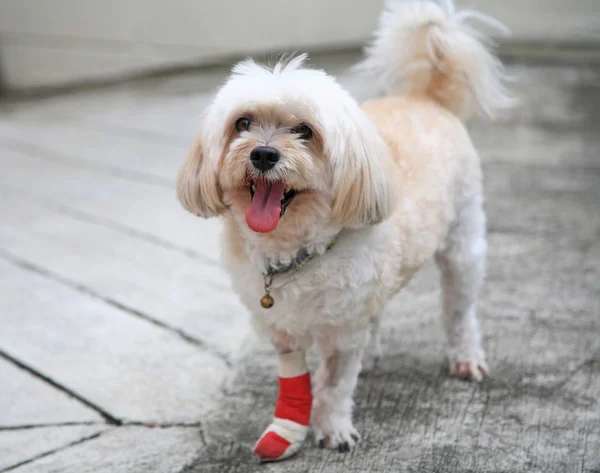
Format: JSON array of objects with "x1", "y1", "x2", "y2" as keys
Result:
[{"x1": 177, "y1": 0, "x2": 513, "y2": 462}]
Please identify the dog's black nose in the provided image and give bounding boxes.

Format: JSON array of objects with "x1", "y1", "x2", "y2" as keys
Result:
[{"x1": 250, "y1": 146, "x2": 279, "y2": 172}]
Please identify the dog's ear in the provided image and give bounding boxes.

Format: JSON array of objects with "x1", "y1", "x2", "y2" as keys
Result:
[
  {"x1": 327, "y1": 108, "x2": 395, "y2": 227},
  {"x1": 176, "y1": 134, "x2": 225, "y2": 218}
]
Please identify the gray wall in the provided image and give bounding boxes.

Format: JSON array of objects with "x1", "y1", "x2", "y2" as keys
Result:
[{"x1": 1, "y1": 0, "x2": 599, "y2": 91}]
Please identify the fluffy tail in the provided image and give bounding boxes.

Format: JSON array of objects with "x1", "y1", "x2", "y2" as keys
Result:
[{"x1": 356, "y1": 0, "x2": 515, "y2": 119}]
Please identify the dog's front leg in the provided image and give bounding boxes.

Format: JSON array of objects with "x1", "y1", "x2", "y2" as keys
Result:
[
  {"x1": 312, "y1": 329, "x2": 369, "y2": 452},
  {"x1": 253, "y1": 332, "x2": 313, "y2": 462}
]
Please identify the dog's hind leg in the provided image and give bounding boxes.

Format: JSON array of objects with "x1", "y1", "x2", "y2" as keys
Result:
[{"x1": 435, "y1": 191, "x2": 488, "y2": 381}]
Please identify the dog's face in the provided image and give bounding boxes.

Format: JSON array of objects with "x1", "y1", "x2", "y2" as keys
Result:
[
  {"x1": 215, "y1": 100, "x2": 330, "y2": 234},
  {"x1": 177, "y1": 55, "x2": 394, "y2": 237}
]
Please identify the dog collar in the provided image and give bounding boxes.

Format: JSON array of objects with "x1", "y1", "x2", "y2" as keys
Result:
[{"x1": 260, "y1": 237, "x2": 337, "y2": 309}]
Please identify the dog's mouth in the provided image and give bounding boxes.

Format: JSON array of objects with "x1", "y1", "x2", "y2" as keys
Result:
[{"x1": 245, "y1": 178, "x2": 297, "y2": 233}]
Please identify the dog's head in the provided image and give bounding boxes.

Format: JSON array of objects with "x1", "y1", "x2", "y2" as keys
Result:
[{"x1": 177, "y1": 55, "x2": 394, "y2": 236}]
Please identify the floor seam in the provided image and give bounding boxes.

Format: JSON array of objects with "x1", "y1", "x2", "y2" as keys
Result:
[
  {"x1": 0, "y1": 350, "x2": 121, "y2": 426},
  {"x1": 81, "y1": 117, "x2": 191, "y2": 145},
  {"x1": 0, "y1": 421, "x2": 206, "y2": 431},
  {"x1": 0, "y1": 135, "x2": 173, "y2": 189},
  {"x1": 0, "y1": 422, "x2": 105, "y2": 431},
  {"x1": 0, "y1": 250, "x2": 232, "y2": 368},
  {"x1": 0, "y1": 184, "x2": 221, "y2": 269},
  {"x1": 0, "y1": 430, "x2": 106, "y2": 473}
]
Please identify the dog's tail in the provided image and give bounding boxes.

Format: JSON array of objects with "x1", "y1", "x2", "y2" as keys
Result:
[{"x1": 356, "y1": 0, "x2": 515, "y2": 119}]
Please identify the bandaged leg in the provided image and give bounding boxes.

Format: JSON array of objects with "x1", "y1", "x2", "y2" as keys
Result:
[{"x1": 254, "y1": 350, "x2": 312, "y2": 461}]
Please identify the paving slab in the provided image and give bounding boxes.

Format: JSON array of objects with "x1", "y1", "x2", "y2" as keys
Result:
[
  {"x1": 0, "y1": 146, "x2": 222, "y2": 263},
  {"x1": 0, "y1": 358, "x2": 101, "y2": 427},
  {"x1": 0, "y1": 194, "x2": 248, "y2": 358},
  {"x1": 0, "y1": 91, "x2": 205, "y2": 142},
  {"x1": 0, "y1": 258, "x2": 228, "y2": 423},
  {"x1": 9, "y1": 426, "x2": 204, "y2": 473},
  {"x1": 0, "y1": 425, "x2": 109, "y2": 471},
  {"x1": 484, "y1": 162, "x2": 600, "y2": 240},
  {"x1": 0, "y1": 84, "x2": 200, "y2": 125},
  {"x1": 0, "y1": 120, "x2": 187, "y2": 183}
]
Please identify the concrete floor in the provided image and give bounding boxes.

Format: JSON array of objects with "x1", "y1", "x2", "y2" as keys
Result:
[{"x1": 0, "y1": 54, "x2": 598, "y2": 472}]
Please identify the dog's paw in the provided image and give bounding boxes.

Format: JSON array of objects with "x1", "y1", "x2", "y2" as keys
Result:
[
  {"x1": 447, "y1": 348, "x2": 488, "y2": 382},
  {"x1": 313, "y1": 412, "x2": 360, "y2": 452}
]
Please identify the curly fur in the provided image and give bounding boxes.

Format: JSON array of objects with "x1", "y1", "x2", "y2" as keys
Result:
[{"x1": 177, "y1": 0, "x2": 513, "y2": 457}]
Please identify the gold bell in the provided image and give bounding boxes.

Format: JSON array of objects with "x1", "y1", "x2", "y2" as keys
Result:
[
  {"x1": 260, "y1": 294, "x2": 274, "y2": 309},
  {"x1": 261, "y1": 274, "x2": 275, "y2": 308}
]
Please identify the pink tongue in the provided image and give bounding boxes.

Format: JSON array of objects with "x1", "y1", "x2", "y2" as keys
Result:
[{"x1": 245, "y1": 180, "x2": 286, "y2": 233}]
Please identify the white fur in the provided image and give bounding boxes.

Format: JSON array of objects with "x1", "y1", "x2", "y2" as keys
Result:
[
  {"x1": 276, "y1": 350, "x2": 309, "y2": 378},
  {"x1": 435, "y1": 189, "x2": 489, "y2": 381},
  {"x1": 312, "y1": 329, "x2": 367, "y2": 449},
  {"x1": 177, "y1": 0, "x2": 513, "y2": 456},
  {"x1": 356, "y1": 0, "x2": 516, "y2": 119}
]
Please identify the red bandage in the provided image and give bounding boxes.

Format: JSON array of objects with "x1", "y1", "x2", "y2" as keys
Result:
[
  {"x1": 254, "y1": 351, "x2": 312, "y2": 462},
  {"x1": 275, "y1": 372, "x2": 312, "y2": 425},
  {"x1": 254, "y1": 431, "x2": 291, "y2": 459}
]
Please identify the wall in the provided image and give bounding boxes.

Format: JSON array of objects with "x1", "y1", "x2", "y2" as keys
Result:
[{"x1": 0, "y1": 0, "x2": 599, "y2": 91}]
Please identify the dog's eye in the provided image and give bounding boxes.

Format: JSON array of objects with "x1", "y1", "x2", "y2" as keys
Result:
[
  {"x1": 292, "y1": 124, "x2": 313, "y2": 140},
  {"x1": 235, "y1": 117, "x2": 251, "y2": 132}
]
